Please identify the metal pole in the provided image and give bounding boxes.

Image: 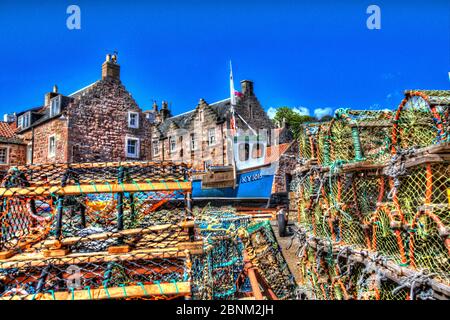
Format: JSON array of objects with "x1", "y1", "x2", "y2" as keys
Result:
[
  {"x1": 244, "y1": 251, "x2": 264, "y2": 300},
  {"x1": 55, "y1": 196, "x2": 64, "y2": 239},
  {"x1": 80, "y1": 202, "x2": 86, "y2": 228},
  {"x1": 117, "y1": 167, "x2": 125, "y2": 231},
  {"x1": 129, "y1": 194, "x2": 135, "y2": 223}
]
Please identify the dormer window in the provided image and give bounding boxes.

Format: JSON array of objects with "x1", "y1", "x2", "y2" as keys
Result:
[
  {"x1": 128, "y1": 111, "x2": 139, "y2": 129},
  {"x1": 18, "y1": 112, "x2": 31, "y2": 129},
  {"x1": 50, "y1": 96, "x2": 61, "y2": 117}
]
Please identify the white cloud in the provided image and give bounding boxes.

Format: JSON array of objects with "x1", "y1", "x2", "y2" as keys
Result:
[
  {"x1": 267, "y1": 107, "x2": 277, "y2": 119},
  {"x1": 313, "y1": 107, "x2": 333, "y2": 119},
  {"x1": 292, "y1": 107, "x2": 310, "y2": 116},
  {"x1": 266, "y1": 106, "x2": 310, "y2": 119}
]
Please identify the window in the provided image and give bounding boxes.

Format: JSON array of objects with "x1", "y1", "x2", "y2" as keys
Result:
[
  {"x1": 48, "y1": 135, "x2": 56, "y2": 158},
  {"x1": 190, "y1": 134, "x2": 197, "y2": 151},
  {"x1": 199, "y1": 110, "x2": 204, "y2": 122},
  {"x1": 50, "y1": 96, "x2": 61, "y2": 117},
  {"x1": 208, "y1": 128, "x2": 216, "y2": 145},
  {"x1": 252, "y1": 143, "x2": 264, "y2": 159},
  {"x1": 126, "y1": 137, "x2": 140, "y2": 158},
  {"x1": 248, "y1": 105, "x2": 253, "y2": 119},
  {"x1": 0, "y1": 148, "x2": 8, "y2": 164},
  {"x1": 18, "y1": 112, "x2": 31, "y2": 129},
  {"x1": 170, "y1": 136, "x2": 176, "y2": 152},
  {"x1": 26, "y1": 144, "x2": 33, "y2": 164},
  {"x1": 204, "y1": 160, "x2": 212, "y2": 170},
  {"x1": 128, "y1": 112, "x2": 139, "y2": 129},
  {"x1": 153, "y1": 140, "x2": 159, "y2": 156},
  {"x1": 238, "y1": 143, "x2": 250, "y2": 162}
]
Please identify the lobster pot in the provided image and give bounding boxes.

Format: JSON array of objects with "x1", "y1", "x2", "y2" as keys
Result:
[
  {"x1": 326, "y1": 110, "x2": 393, "y2": 165},
  {"x1": 0, "y1": 252, "x2": 191, "y2": 300},
  {"x1": 293, "y1": 170, "x2": 317, "y2": 228},
  {"x1": 328, "y1": 119, "x2": 355, "y2": 164},
  {"x1": 393, "y1": 161, "x2": 450, "y2": 284},
  {"x1": 0, "y1": 196, "x2": 54, "y2": 251},
  {"x1": 336, "y1": 171, "x2": 388, "y2": 249},
  {"x1": 244, "y1": 221, "x2": 297, "y2": 300},
  {"x1": 298, "y1": 123, "x2": 322, "y2": 161},
  {"x1": 392, "y1": 91, "x2": 450, "y2": 151},
  {"x1": 354, "y1": 110, "x2": 393, "y2": 163},
  {"x1": 316, "y1": 122, "x2": 332, "y2": 165},
  {"x1": 0, "y1": 161, "x2": 192, "y2": 255}
]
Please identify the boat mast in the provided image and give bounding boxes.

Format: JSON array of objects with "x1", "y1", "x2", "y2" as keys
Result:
[{"x1": 229, "y1": 61, "x2": 238, "y2": 186}]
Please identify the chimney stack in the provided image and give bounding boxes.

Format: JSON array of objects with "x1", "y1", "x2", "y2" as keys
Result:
[
  {"x1": 240, "y1": 80, "x2": 254, "y2": 96},
  {"x1": 3, "y1": 113, "x2": 16, "y2": 123},
  {"x1": 102, "y1": 53, "x2": 121, "y2": 81},
  {"x1": 45, "y1": 85, "x2": 59, "y2": 107},
  {"x1": 152, "y1": 101, "x2": 159, "y2": 112},
  {"x1": 160, "y1": 101, "x2": 171, "y2": 121}
]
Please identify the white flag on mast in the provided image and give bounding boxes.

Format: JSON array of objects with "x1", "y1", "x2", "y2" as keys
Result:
[{"x1": 230, "y1": 61, "x2": 236, "y2": 106}]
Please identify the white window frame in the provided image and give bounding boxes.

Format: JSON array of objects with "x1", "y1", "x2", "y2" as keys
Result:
[
  {"x1": 126, "y1": 137, "x2": 140, "y2": 159},
  {"x1": 152, "y1": 140, "x2": 159, "y2": 156},
  {"x1": 190, "y1": 134, "x2": 197, "y2": 151},
  {"x1": 204, "y1": 160, "x2": 212, "y2": 171},
  {"x1": 208, "y1": 128, "x2": 216, "y2": 145},
  {"x1": 50, "y1": 96, "x2": 61, "y2": 117},
  {"x1": 128, "y1": 111, "x2": 139, "y2": 129},
  {"x1": 0, "y1": 147, "x2": 9, "y2": 164},
  {"x1": 169, "y1": 136, "x2": 176, "y2": 153},
  {"x1": 26, "y1": 143, "x2": 33, "y2": 164},
  {"x1": 18, "y1": 112, "x2": 31, "y2": 129},
  {"x1": 48, "y1": 135, "x2": 56, "y2": 158}
]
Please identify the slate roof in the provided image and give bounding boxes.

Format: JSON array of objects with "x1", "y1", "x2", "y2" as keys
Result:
[
  {"x1": 157, "y1": 98, "x2": 231, "y2": 137},
  {"x1": 69, "y1": 81, "x2": 99, "y2": 98}
]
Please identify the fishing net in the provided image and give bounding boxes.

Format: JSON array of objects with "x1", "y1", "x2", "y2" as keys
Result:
[
  {"x1": 0, "y1": 161, "x2": 197, "y2": 300},
  {"x1": 192, "y1": 206, "x2": 298, "y2": 300},
  {"x1": 292, "y1": 94, "x2": 450, "y2": 299},
  {"x1": 392, "y1": 91, "x2": 450, "y2": 151}
]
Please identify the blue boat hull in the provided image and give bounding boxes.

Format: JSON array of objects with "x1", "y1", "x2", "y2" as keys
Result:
[{"x1": 192, "y1": 167, "x2": 275, "y2": 200}]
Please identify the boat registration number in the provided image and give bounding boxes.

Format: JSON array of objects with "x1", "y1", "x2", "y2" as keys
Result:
[{"x1": 240, "y1": 172, "x2": 263, "y2": 184}]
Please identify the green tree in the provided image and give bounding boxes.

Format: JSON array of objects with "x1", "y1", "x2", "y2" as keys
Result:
[{"x1": 273, "y1": 107, "x2": 316, "y2": 138}]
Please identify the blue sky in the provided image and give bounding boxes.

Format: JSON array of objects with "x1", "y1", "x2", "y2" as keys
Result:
[{"x1": 0, "y1": 0, "x2": 449, "y2": 118}]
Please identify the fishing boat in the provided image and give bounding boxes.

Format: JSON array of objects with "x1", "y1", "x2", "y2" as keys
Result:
[
  {"x1": 191, "y1": 137, "x2": 290, "y2": 204},
  {"x1": 190, "y1": 63, "x2": 291, "y2": 205}
]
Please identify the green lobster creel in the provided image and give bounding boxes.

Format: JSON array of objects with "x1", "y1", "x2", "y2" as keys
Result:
[
  {"x1": 323, "y1": 136, "x2": 331, "y2": 165},
  {"x1": 351, "y1": 126, "x2": 364, "y2": 161}
]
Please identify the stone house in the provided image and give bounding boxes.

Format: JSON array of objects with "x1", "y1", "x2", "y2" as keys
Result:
[
  {"x1": 150, "y1": 80, "x2": 275, "y2": 170},
  {"x1": 14, "y1": 55, "x2": 152, "y2": 164},
  {"x1": 1, "y1": 55, "x2": 297, "y2": 198},
  {"x1": 0, "y1": 121, "x2": 26, "y2": 170}
]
